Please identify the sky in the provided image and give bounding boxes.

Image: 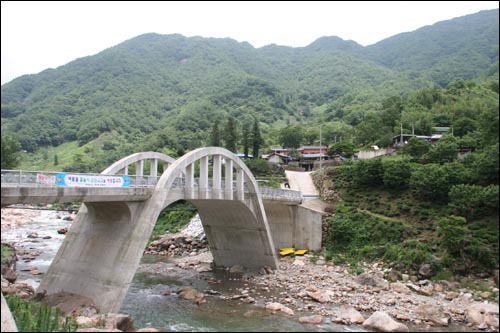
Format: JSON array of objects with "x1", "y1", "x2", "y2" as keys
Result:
[{"x1": 1, "y1": 1, "x2": 498, "y2": 85}]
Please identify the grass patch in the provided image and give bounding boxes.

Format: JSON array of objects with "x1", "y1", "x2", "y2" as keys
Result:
[
  {"x1": 1, "y1": 243, "x2": 15, "y2": 266},
  {"x1": 6, "y1": 295, "x2": 78, "y2": 332}
]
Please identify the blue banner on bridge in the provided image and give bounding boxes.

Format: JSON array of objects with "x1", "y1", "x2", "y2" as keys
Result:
[{"x1": 55, "y1": 173, "x2": 131, "y2": 187}]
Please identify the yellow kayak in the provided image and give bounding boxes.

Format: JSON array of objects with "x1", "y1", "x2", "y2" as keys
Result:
[{"x1": 279, "y1": 248, "x2": 295, "y2": 256}]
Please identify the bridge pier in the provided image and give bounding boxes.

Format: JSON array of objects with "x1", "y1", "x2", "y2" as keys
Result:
[
  {"x1": 38, "y1": 201, "x2": 155, "y2": 313},
  {"x1": 192, "y1": 200, "x2": 278, "y2": 269}
]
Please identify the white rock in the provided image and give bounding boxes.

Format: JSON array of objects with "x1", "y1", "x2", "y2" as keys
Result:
[{"x1": 363, "y1": 311, "x2": 409, "y2": 332}]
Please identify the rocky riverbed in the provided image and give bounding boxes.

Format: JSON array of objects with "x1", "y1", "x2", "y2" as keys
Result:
[
  {"x1": 142, "y1": 249, "x2": 498, "y2": 332},
  {"x1": 2, "y1": 208, "x2": 499, "y2": 332}
]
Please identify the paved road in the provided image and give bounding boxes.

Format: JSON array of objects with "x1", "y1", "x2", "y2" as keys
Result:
[
  {"x1": 284, "y1": 170, "x2": 328, "y2": 213},
  {"x1": 284, "y1": 170, "x2": 318, "y2": 195}
]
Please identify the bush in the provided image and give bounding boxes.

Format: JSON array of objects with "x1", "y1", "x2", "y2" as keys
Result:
[
  {"x1": 6, "y1": 295, "x2": 78, "y2": 332},
  {"x1": 353, "y1": 159, "x2": 383, "y2": 187},
  {"x1": 1, "y1": 243, "x2": 15, "y2": 266},
  {"x1": 399, "y1": 240, "x2": 433, "y2": 266},
  {"x1": 383, "y1": 244, "x2": 402, "y2": 262},
  {"x1": 410, "y1": 163, "x2": 450, "y2": 201},
  {"x1": 245, "y1": 158, "x2": 284, "y2": 177},
  {"x1": 437, "y1": 215, "x2": 467, "y2": 256},
  {"x1": 326, "y1": 213, "x2": 370, "y2": 251},
  {"x1": 382, "y1": 159, "x2": 411, "y2": 189}
]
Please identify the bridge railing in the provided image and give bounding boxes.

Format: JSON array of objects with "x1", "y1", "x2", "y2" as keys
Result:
[
  {"x1": 0, "y1": 170, "x2": 160, "y2": 188},
  {"x1": 259, "y1": 186, "x2": 303, "y2": 201},
  {"x1": 1, "y1": 170, "x2": 302, "y2": 201}
]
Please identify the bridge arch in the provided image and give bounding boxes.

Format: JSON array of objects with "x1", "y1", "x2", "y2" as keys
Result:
[
  {"x1": 150, "y1": 147, "x2": 279, "y2": 269},
  {"x1": 101, "y1": 151, "x2": 176, "y2": 178}
]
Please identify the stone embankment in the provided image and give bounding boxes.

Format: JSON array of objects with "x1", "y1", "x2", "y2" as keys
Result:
[{"x1": 144, "y1": 215, "x2": 208, "y2": 257}]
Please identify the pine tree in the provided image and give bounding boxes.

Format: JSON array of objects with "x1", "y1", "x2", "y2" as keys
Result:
[
  {"x1": 223, "y1": 117, "x2": 238, "y2": 153},
  {"x1": 1, "y1": 135, "x2": 20, "y2": 169},
  {"x1": 242, "y1": 125, "x2": 250, "y2": 158},
  {"x1": 252, "y1": 119, "x2": 264, "y2": 158},
  {"x1": 210, "y1": 120, "x2": 221, "y2": 146}
]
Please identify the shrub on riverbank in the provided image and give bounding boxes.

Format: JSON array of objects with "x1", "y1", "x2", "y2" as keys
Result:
[
  {"x1": 1, "y1": 243, "x2": 16, "y2": 267},
  {"x1": 6, "y1": 295, "x2": 78, "y2": 332},
  {"x1": 315, "y1": 160, "x2": 499, "y2": 275}
]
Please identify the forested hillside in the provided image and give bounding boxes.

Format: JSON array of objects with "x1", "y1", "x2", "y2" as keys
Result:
[
  {"x1": 365, "y1": 9, "x2": 499, "y2": 86},
  {"x1": 1, "y1": 9, "x2": 498, "y2": 172}
]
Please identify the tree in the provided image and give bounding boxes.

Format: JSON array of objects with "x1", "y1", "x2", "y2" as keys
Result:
[
  {"x1": 404, "y1": 137, "x2": 431, "y2": 162},
  {"x1": 452, "y1": 117, "x2": 477, "y2": 137},
  {"x1": 427, "y1": 135, "x2": 458, "y2": 164},
  {"x1": 467, "y1": 143, "x2": 499, "y2": 185},
  {"x1": 54, "y1": 154, "x2": 59, "y2": 166},
  {"x1": 449, "y1": 184, "x2": 499, "y2": 219},
  {"x1": 242, "y1": 125, "x2": 250, "y2": 158},
  {"x1": 1, "y1": 135, "x2": 20, "y2": 169},
  {"x1": 322, "y1": 121, "x2": 353, "y2": 143},
  {"x1": 410, "y1": 164, "x2": 451, "y2": 201},
  {"x1": 279, "y1": 125, "x2": 303, "y2": 148},
  {"x1": 210, "y1": 120, "x2": 221, "y2": 147},
  {"x1": 327, "y1": 141, "x2": 356, "y2": 158},
  {"x1": 251, "y1": 119, "x2": 264, "y2": 158},
  {"x1": 303, "y1": 127, "x2": 319, "y2": 145},
  {"x1": 223, "y1": 117, "x2": 238, "y2": 153},
  {"x1": 356, "y1": 112, "x2": 382, "y2": 145}
]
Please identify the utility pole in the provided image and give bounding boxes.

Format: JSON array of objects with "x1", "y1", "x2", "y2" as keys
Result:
[
  {"x1": 319, "y1": 124, "x2": 323, "y2": 170},
  {"x1": 400, "y1": 123, "x2": 403, "y2": 147}
]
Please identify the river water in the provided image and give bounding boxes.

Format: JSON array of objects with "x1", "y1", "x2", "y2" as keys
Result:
[
  {"x1": 1, "y1": 210, "x2": 354, "y2": 332},
  {"x1": 1, "y1": 209, "x2": 480, "y2": 332}
]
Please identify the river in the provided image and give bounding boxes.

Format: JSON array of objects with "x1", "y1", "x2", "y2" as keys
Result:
[
  {"x1": 1, "y1": 209, "x2": 484, "y2": 332},
  {"x1": 1, "y1": 209, "x2": 354, "y2": 331}
]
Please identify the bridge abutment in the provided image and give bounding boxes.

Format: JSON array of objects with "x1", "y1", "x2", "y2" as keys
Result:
[{"x1": 263, "y1": 202, "x2": 323, "y2": 251}]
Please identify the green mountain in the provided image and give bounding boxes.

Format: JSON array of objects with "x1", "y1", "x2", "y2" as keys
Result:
[
  {"x1": 365, "y1": 9, "x2": 499, "y2": 86},
  {"x1": 1, "y1": 9, "x2": 498, "y2": 171}
]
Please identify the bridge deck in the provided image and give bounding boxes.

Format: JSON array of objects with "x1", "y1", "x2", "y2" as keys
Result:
[{"x1": 1, "y1": 170, "x2": 302, "y2": 206}]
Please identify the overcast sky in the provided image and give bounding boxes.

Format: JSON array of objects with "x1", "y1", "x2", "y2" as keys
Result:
[{"x1": 1, "y1": 1, "x2": 498, "y2": 85}]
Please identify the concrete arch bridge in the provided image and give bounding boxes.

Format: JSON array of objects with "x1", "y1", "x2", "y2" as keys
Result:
[{"x1": 1, "y1": 148, "x2": 322, "y2": 312}]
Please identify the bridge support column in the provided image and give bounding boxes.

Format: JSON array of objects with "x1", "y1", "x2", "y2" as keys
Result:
[
  {"x1": 199, "y1": 156, "x2": 209, "y2": 199},
  {"x1": 224, "y1": 159, "x2": 233, "y2": 200},
  {"x1": 150, "y1": 159, "x2": 158, "y2": 178},
  {"x1": 236, "y1": 169, "x2": 244, "y2": 201},
  {"x1": 136, "y1": 160, "x2": 144, "y2": 186},
  {"x1": 212, "y1": 155, "x2": 222, "y2": 199},
  {"x1": 136, "y1": 160, "x2": 144, "y2": 176},
  {"x1": 185, "y1": 164, "x2": 194, "y2": 199}
]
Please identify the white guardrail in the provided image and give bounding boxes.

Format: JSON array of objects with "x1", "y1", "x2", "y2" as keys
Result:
[{"x1": 1, "y1": 170, "x2": 302, "y2": 201}]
